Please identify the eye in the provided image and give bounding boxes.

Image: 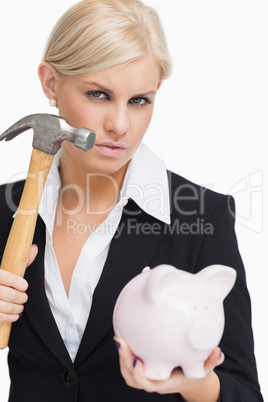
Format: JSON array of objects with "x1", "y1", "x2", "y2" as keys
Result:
[
  {"x1": 129, "y1": 97, "x2": 152, "y2": 107},
  {"x1": 86, "y1": 91, "x2": 109, "y2": 101}
]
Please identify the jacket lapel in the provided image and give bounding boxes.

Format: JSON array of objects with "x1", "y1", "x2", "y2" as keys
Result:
[
  {"x1": 23, "y1": 200, "x2": 165, "y2": 369},
  {"x1": 75, "y1": 199, "x2": 165, "y2": 367},
  {"x1": 24, "y1": 216, "x2": 73, "y2": 370}
]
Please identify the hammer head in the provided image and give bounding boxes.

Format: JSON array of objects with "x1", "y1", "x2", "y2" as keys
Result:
[{"x1": 0, "y1": 114, "x2": 96, "y2": 154}]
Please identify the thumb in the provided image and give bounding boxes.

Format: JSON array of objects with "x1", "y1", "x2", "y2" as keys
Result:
[
  {"x1": 204, "y1": 347, "x2": 224, "y2": 373},
  {"x1": 27, "y1": 245, "x2": 38, "y2": 267}
]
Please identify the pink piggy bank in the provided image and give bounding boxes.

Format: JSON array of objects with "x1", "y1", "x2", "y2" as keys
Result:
[{"x1": 113, "y1": 264, "x2": 236, "y2": 380}]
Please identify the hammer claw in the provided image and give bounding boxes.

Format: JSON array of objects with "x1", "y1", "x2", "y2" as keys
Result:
[{"x1": 0, "y1": 115, "x2": 36, "y2": 142}]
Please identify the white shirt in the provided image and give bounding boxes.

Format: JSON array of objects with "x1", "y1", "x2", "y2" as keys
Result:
[{"x1": 38, "y1": 143, "x2": 170, "y2": 361}]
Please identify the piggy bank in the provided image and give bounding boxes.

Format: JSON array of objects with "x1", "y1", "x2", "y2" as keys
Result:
[{"x1": 113, "y1": 264, "x2": 236, "y2": 380}]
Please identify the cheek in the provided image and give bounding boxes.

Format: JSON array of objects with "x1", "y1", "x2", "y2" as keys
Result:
[
  {"x1": 126, "y1": 111, "x2": 154, "y2": 158},
  {"x1": 58, "y1": 100, "x2": 87, "y2": 127},
  {"x1": 131, "y1": 109, "x2": 154, "y2": 140},
  {"x1": 57, "y1": 87, "x2": 89, "y2": 126},
  {"x1": 59, "y1": 99, "x2": 105, "y2": 133}
]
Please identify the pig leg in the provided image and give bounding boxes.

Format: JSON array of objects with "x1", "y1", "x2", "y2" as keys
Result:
[
  {"x1": 181, "y1": 361, "x2": 206, "y2": 379},
  {"x1": 144, "y1": 363, "x2": 173, "y2": 381}
]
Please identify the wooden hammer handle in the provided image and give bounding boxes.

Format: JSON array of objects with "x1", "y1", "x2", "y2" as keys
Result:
[{"x1": 0, "y1": 148, "x2": 54, "y2": 348}]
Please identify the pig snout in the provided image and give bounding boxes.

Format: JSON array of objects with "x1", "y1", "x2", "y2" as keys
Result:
[{"x1": 189, "y1": 314, "x2": 223, "y2": 351}]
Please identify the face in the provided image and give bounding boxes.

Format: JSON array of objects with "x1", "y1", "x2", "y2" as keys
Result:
[{"x1": 53, "y1": 56, "x2": 161, "y2": 182}]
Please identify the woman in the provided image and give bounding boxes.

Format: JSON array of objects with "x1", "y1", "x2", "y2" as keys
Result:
[{"x1": 0, "y1": 0, "x2": 263, "y2": 401}]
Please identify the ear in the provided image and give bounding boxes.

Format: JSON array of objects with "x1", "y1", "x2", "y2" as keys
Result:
[
  {"x1": 144, "y1": 264, "x2": 185, "y2": 302},
  {"x1": 38, "y1": 61, "x2": 59, "y2": 100},
  {"x1": 197, "y1": 264, "x2": 237, "y2": 300},
  {"x1": 157, "y1": 81, "x2": 162, "y2": 91}
]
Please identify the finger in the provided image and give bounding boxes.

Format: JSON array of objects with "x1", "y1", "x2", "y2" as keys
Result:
[
  {"x1": 0, "y1": 298, "x2": 24, "y2": 315},
  {"x1": 0, "y1": 284, "x2": 28, "y2": 305},
  {"x1": 0, "y1": 244, "x2": 37, "y2": 290},
  {"x1": 131, "y1": 359, "x2": 157, "y2": 393},
  {"x1": 27, "y1": 244, "x2": 38, "y2": 267},
  {"x1": 114, "y1": 337, "x2": 136, "y2": 371},
  {"x1": 0, "y1": 310, "x2": 23, "y2": 323},
  {"x1": 114, "y1": 337, "x2": 144, "y2": 389},
  {"x1": 0, "y1": 270, "x2": 28, "y2": 292}
]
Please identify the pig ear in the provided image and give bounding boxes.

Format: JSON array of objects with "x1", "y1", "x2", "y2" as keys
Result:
[
  {"x1": 142, "y1": 266, "x2": 151, "y2": 273},
  {"x1": 197, "y1": 264, "x2": 237, "y2": 299},
  {"x1": 145, "y1": 264, "x2": 186, "y2": 302}
]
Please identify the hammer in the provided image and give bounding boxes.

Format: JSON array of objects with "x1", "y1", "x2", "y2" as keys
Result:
[{"x1": 0, "y1": 114, "x2": 96, "y2": 348}]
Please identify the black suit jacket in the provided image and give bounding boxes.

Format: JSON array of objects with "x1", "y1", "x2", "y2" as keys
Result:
[{"x1": 0, "y1": 172, "x2": 263, "y2": 401}]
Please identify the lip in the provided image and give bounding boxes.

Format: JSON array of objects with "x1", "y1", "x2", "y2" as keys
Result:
[{"x1": 95, "y1": 141, "x2": 127, "y2": 158}]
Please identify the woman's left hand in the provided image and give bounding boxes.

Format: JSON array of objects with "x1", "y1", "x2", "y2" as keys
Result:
[{"x1": 114, "y1": 336, "x2": 224, "y2": 400}]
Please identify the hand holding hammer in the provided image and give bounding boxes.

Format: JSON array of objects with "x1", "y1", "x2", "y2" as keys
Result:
[{"x1": 0, "y1": 114, "x2": 96, "y2": 348}]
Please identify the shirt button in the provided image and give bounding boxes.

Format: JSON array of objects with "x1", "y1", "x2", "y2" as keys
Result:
[{"x1": 63, "y1": 369, "x2": 76, "y2": 389}]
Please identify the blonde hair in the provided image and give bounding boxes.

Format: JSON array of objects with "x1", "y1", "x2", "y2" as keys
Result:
[{"x1": 43, "y1": 0, "x2": 172, "y2": 80}]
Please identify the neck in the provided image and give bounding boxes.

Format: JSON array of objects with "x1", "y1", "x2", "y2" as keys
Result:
[{"x1": 59, "y1": 147, "x2": 127, "y2": 215}]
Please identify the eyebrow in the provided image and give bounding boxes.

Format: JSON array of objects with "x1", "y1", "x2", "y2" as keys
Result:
[
  {"x1": 82, "y1": 81, "x2": 156, "y2": 97},
  {"x1": 83, "y1": 82, "x2": 115, "y2": 94}
]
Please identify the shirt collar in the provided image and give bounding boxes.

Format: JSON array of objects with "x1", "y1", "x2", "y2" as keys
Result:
[
  {"x1": 39, "y1": 142, "x2": 171, "y2": 231},
  {"x1": 121, "y1": 143, "x2": 171, "y2": 224}
]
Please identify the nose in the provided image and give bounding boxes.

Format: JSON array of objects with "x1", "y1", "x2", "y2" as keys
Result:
[{"x1": 103, "y1": 101, "x2": 129, "y2": 136}]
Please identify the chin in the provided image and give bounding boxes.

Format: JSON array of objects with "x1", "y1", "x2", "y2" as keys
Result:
[{"x1": 93, "y1": 160, "x2": 129, "y2": 177}]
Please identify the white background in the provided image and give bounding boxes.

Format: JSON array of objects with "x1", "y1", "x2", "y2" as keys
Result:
[{"x1": 0, "y1": 1, "x2": 267, "y2": 400}]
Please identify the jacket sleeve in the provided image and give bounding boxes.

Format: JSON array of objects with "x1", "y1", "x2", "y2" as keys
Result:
[{"x1": 194, "y1": 194, "x2": 263, "y2": 401}]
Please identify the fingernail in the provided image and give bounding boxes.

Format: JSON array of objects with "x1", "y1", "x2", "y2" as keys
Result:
[
  {"x1": 114, "y1": 340, "x2": 121, "y2": 350},
  {"x1": 133, "y1": 359, "x2": 138, "y2": 368}
]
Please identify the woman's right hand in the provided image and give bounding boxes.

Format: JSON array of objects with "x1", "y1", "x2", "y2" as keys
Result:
[{"x1": 0, "y1": 245, "x2": 38, "y2": 323}]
